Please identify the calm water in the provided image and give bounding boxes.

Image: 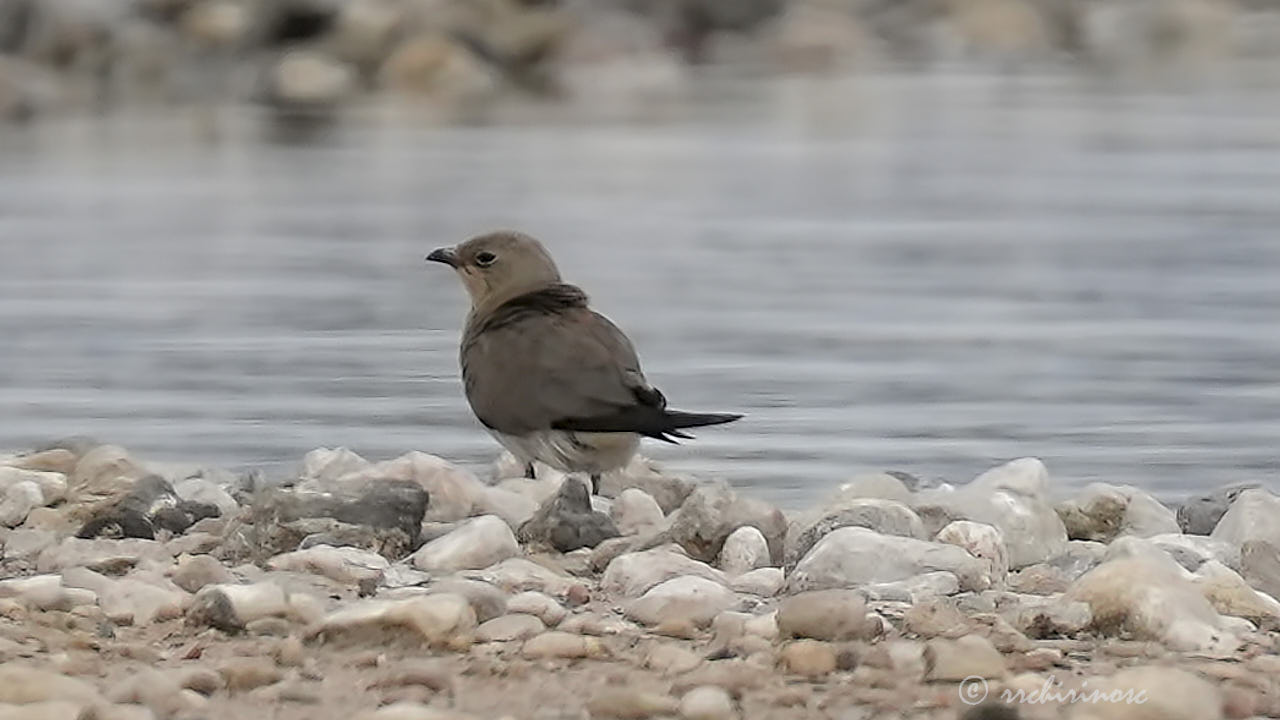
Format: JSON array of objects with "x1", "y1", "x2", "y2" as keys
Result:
[{"x1": 1, "y1": 67, "x2": 1278, "y2": 509}]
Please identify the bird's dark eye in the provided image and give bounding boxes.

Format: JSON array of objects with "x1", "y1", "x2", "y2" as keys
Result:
[{"x1": 475, "y1": 251, "x2": 497, "y2": 267}]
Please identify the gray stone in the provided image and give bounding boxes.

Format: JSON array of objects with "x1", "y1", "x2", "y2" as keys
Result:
[
  {"x1": 518, "y1": 478, "x2": 619, "y2": 552},
  {"x1": 1065, "y1": 555, "x2": 1237, "y2": 654},
  {"x1": 1211, "y1": 488, "x2": 1280, "y2": 549},
  {"x1": 625, "y1": 575, "x2": 738, "y2": 627},
  {"x1": 602, "y1": 545, "x2": 727, "y2": 598},
  {"x1": 1055, "y1": 483, "x2": 1179, "y2": 543},
  {"x1": 784, "y1": 498, "x2": 926, "y2": 568},
  {"x1": 597, "y1": 457, "x2": 697, "y2": 515},
  {"x1": 785, "y1": 526, "x2": 990, "y2": 594},
  {"x1": 717, "y1": 525, "x2": 770, "y2": 576},
  {"x1": 777, "y1": 589, "x2": 874, "y2": 641},
  {"x1": 1177, "y1": 482, "x2": 1262, "y2": 535},
  {"x1": 611, "y1": 488, "x2": 666, "y2": 536},
  {"x1": 666, "y1": 482, "x2": 786, "y2": 565},
  {"x1": 915, "y1": 458, "x2": 1067, "y2": 569},
  {"x1": 410, "y1": 515, "x2": 518, "y2": 572}
]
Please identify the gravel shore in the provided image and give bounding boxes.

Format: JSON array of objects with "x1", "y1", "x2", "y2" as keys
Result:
[{"x1": 2, "y1": 439, "x2": 1279, "y2": 719}]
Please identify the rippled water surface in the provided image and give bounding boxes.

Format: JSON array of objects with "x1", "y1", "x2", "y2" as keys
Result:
[{"x1": 2, "y1": 68, "x2": 1278, "y2": 508}]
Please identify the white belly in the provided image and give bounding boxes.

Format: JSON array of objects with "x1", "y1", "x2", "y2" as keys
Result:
[{"x1": 490, "y1": 429, "x2": 640, "y2": 476}]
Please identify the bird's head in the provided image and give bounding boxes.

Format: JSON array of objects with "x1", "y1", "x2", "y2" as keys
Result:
[{"x1": 427, "y1": 230, "x2": 562, "y2": 311}]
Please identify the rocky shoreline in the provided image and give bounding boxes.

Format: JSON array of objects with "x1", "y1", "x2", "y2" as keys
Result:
[
  {"x1": 3, "y1": 0, "x2": 1280, "y2": 127},
  {"x1": 1, "y1": 439, "x2": 1279, "y2": 719}
]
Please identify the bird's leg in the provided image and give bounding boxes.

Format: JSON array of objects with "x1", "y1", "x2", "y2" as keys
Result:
[
  {"x1": 590, "y1": 474, "x2": 601, "y2": 496},
  {"x1": 524, "y1": 463, "x2": 536, "y2": 480}
]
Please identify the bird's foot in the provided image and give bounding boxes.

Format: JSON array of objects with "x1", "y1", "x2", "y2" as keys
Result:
[
  {"x1": 524, "y1": 463, "x2": 536, "y2": 480},
  {"x1": 590, "y1": 474, "x2": 601, "y2": 496}
]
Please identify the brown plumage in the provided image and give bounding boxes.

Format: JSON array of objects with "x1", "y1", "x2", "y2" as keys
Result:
[{"x1": 426, "y1": 230, "x2": 742, "y2": 492}]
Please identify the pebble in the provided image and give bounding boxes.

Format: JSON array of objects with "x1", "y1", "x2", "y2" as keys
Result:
[
  {"x1": 307, "y1": 594, "x2": 476, "y2": 650},
  {"x1": 679, "y1": 686, "x2": 736, "y2": 720},
  {"x1": 625, "y1": 576, "x2": 738, "y2": 628},
  {"x1": 611, "y1": 488, "x2": 666, "y2": 535},
  {"x1": 521, "y1": 631, "x2": 608, "y2": 659},
  {"x1": 924, "y1": 635, "x2": 1007, "y2": 681},
  {"x1": 602, "y1": 546, "x2": 728, "y2": 599},
  {"x1": 187, "y1": 582, "x2": 290, "y2": 631},
  {"x1": 586, "y1": 688, "x2": 679, "y2": 719},
  {"x1": 777, "y1": 589, "x2": 876, "y2": 641},
  {"x1": 475, "y1": 613, "x2": 546, "y2": 642},
  {"x1": 779, "y1": 639, "x2": 838, "y2": 677},
  {"x1": 409, "y1": 515, "x2": 519, "y2": 572},
  {"x1": 170, "y1": 553, "x2": 234, "y2": 593},
  {"x1": 728, "y1": 567, "x2": 784, "y2": 596},
  {"x1": 505, "y1": 591, "x2": 567, "y2": 627},
  {"x1": 267, "y1": 544, "x2": 390, "y2": 585},
  {"x1": 219, "y1": 658, "x2": 284, "y2": 691},
  {"x1": 643, "y1": 642, "x2": 703, "y2": 674},
  {"x1": 717, "y1": 526, "x2": 770, "y2": 576}
]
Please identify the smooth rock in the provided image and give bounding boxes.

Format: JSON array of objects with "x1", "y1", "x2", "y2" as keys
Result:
[
  {"x1": 1193, "y1": 560, "x2": 1280, "y2": 624},
  {"x1": 785, "y1": 526, "x2": 990, "y2": 594},
  {"x1": 268, "y1": 544, "x2": 389, "y2": 585},
  {"x1": 476, "y1": 486, "x2": 539, "y2": 529},
  {"x1": 62, "y1": 567, "x2": 189, "y2": 625},
  {"x1": 354, "y1": 703, "x2": 479, "y2": 720},
  {"x1": 0, "y1": 664, "x2": 103, "y2": 704},
  {"x1": 173, "y1": 476, "x2": 240, "y2": 517},
  {"x1": 308, "y1": 594, "x2": 476, "y2": 650},
  {"x1": 7, "y1": 448, "x2": 77, "y2": 475},
  {"x1": 1048, "y1": 540, "x2": 1108, "y2": 580},
  {"x1": 301, "y1": 447, "x2": 372, "y2": 485},
  {"x1": 0, "y1": 574, "x2": 96, "y2": 611},
  {"x1": 903, "y1": 597, "x2": 974, "y2": 638},
  {"x1": 0, "y1": 528, "x2": 57, "y2": 561},
  {"x1": 36, "y1": 537, "x2": 171, "y2": 574},
  {"x1": 602, "y1": 545, "x2": 727, "y2": 598},
  {"x1": 1240, "y1": 540, "x2": 1280, "y2": 601},
  {"x1": 328, "y1": 451, "x2": 481, "y2": 523},
  {"x1": 586, "y1": 688, "x2": 679, "y2": 719},
  {"x1": 729, "y1": 567, "x2": 784, "y2": 597},
  {"x1": 666, "y1": 482, "x2": 786, "y2": 565},
  {"x1": 626, "y1": 575, "x2": 738, "y2": 627},
  {"x1": 1211, "y1": 488, "x2": 1280, "y2": 549},
  {"x1": 717, "y1": 525, "x2": 770, "y2": 576},
  {"x1": 597, "y1": 456, "x2": 695, "y2": 513},
  {"x1": 1178, "y1": 483, "x2": 1261, "y2": 535},
  {"x1": 518, "y1": 478, "x2": 619, "y2": 552},
  {"x1": 463, "y1": 557, "x2": 578, "y2": 598},
  {"x1": 475, "y1": 613, "x2": 546, "y2": 642},
  {"x1": 170, "y1": 553, "x2": 235, "y2": 593},
  {"x1": 916, "y1": 458, "x2": 1068, "y2": 569},
  {"x1": 644, "y1": 642, "x2": 703, "y2": 675},
  {"x1": 219, "y1": 658, "x2": 283, "y2": 692},
  {"x1": 421, "y1": 579, "x2": 507, "y2": 623},
  {"x1": 0, "y1": 467, "x2": 66, "y2": 504},
  {"x1": 0, "y1": 481, "x2": 42, "y2": 527},
  {"x1": 1067, "y1": 665, "x2": 1223, "y2": 720},
  {"x1": 1066, "y1": 556, "x2": 1236, "y2": 654},
  {"x1": 1014, "y1": 598, "x2": 1093, "y2": 639},
  {"x1": 924, "y1": 634, "x2": 1006, "y2": 680},
  {"x1": 1056, "y1": 483, "x2": 1179, "y2": 543},
  {"x1": 1147, "y1": 533, "x2": 1241, "y2": 573},
  {"x1": 506, "y1": 591, "x2": 567, "y2": 626},
  {"x1": 611, "y1": 488, "x2": 666, "y2": 536},
  {"x1": 862, "y1": 571, "x2": 962, "y2": 602},
  {"x1": 243, "y1": 480, "x2": 427, "y2": 561},
  {"x1": 521, "y1": 631, "x2": 608, "y2": 659},
  {"x1": 935, "y1": 520, "x2": 1009, "y2": 583},
  {"x1": 679, "y1": 686, "x2": 735, "y2": 720},
  {"x1": 1008, "y1": 564, "x2": 1070, "y2": 595},
  {"x1": 785, "y1": 498, "x2": 927, "y2": 568},
  {"x1": 187, "y1": 582, "x2": 290, "y2": 631},
  {"x1": 828, "y1": 473, "x2": 913, "y2": 504},
  {"x1": 0, "y1": 702, "x2": 91, "y2": 720},
  {"x1": 267, "y1": 49, "x2": 356, "y2": 108},
  {"x1": 777, "y1": 589, "x2": 875, "y2": 641},
  {"x1": 778, "y1": 639, "x2": 837, "y2": 677},
  {"x1": 410, "y1": 515, "x2": 518, "y2": 572}
]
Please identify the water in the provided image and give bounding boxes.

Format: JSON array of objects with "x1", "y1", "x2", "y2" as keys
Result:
[{"x1": 1, "y1": 66, "x2": 1278, "y2": 509}]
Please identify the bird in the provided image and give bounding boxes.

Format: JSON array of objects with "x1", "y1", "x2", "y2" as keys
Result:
[{"x1": 426, "y1": 230, "x2": 743, "y2": 495}]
